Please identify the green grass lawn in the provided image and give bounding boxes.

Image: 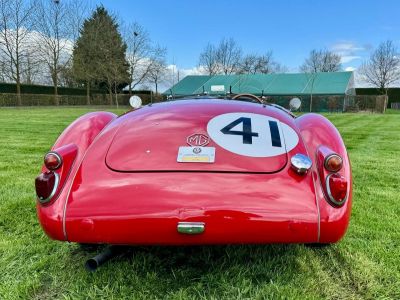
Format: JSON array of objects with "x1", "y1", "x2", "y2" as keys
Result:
[{"x1": 0, "y1": 107, "x2": 399, "y2": 299}]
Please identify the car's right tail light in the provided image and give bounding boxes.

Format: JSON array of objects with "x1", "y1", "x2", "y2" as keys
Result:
[
  {"x1": 324, "y1": 154, "x2": 343, "y2": 172},
  {"x1": 326, "y1": 173, "x2": 348, "y2": 206},
  {"x1": 317, "y1": 146, "x2": 348, "y2": 207},
  {"x1": 35, "y1": 143, "x2": 78, "y2": 205}
]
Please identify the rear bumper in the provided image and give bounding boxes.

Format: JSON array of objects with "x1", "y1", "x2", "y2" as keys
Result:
[{"x1": 62, "y1": 166, "x2": 320, "y2": 245}]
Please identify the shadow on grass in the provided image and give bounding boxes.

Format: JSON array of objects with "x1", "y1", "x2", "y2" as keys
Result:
[{"x1": 65, "y1": 243, "x2": 336, "y2": 296}]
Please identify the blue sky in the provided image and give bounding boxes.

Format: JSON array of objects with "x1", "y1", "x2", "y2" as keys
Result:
[{"x1": 96, "y1": 0, "x2": 400, "y2": 74}]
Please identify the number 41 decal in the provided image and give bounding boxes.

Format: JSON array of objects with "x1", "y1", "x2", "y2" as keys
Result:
[{"x1": 220, "y1": 117, "x2": 282, "y2": 147}]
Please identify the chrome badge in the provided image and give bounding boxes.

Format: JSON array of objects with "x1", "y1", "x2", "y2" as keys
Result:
[{"x1": 187, "y1": 133, "x2": 210, "y2": 147}]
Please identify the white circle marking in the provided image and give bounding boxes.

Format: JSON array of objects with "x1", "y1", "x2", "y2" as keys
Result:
[{"x1": 207, "y1": 113, "x2": 299, "y2": 157}]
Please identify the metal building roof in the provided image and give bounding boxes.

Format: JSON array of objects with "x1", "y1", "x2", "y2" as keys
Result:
[{"x1": 164, "y1": 72, "x2": 354, "y2": 96}]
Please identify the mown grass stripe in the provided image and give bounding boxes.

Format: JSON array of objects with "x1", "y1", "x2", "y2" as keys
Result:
[{"x1": 0, "y1": 108, "x2": 399, "y2": 299}]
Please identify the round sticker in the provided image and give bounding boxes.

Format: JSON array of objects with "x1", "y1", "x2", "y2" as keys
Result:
[{"x1": 207, "y1": 113, "x2": 299, "y2": 157}]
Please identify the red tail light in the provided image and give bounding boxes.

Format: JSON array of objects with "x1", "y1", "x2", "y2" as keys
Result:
[
  {"x1": 44, "y1": 152, "x2": 62, "y2": 170},
  {"x1": 326, "y1": 174, "x2": 348, "y2": 207},
  {"x1": 324, "y1": 154, "x2": 343, "y2": 172},
  {"x1": 36, "y1": 143, "x2": 78, "y2": 205},
  {"x1": 317, "y1": 146, "x2": 348, "y2": 207},
  {"x1": 35, "y1": 171, "x2": 59, "y2": 203}
]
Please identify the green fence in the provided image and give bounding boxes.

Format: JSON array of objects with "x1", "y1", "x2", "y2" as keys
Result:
[
  {"x1": 0, "y1": 93, "x2": 160, "y2": 106},
  {"x1": 264, "y1": 94, "x2": 387, "y2": 113}
]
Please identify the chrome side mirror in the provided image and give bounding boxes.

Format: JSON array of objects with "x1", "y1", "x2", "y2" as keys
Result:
[
  {"x1": 129, "y1": 96, "x2": 142, "y2": 109},
  {"x1": 289, "y1": 97, "x2": 301, "y2": 111}
]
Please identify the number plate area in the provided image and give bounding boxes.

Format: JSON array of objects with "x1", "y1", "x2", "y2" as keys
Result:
[{"x1": 177, "y1": 146, "x2": 215, "y2": 163}]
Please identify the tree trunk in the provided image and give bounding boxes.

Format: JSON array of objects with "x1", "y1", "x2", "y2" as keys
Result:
[
  {"x1": 54, "y1": 83, "x2": 59, "y2": 106},
  {"x1": 52, "y1": 70, "x2": 59, "y2": 106},
  {"x1": 155, "y1": 81, "x2": 158, "y2": 95},
  {"x1": 109, "y1": 85, "x2": 113, "y2": 106},
  {"x1": 86, "y1": 81, "x2": 91, "y2": 105},
  {"x1": 128, "y1": 68, "x2": 133, "y2": 95},
  {"x1": 114, "y1": 82, "x2": 119, "y2": 109},
  {"x1": 16, "y1": 80, "x2": 22, "y2": 106},
  {"x1": 16, "y1": 63, "x2": 22, "y2": 106}
]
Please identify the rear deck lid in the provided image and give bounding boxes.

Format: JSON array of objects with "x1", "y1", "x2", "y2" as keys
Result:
[{"x1": 105, "y1": 101, "x2": 300, "y2": 173}]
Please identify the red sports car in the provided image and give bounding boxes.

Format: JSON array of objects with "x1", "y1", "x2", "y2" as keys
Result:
[{"x1": 36, "y1": 94, "x2": 352, "y2": 248}]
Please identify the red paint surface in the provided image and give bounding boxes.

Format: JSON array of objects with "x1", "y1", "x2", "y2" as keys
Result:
[
  {"x1": 36, "y1": 100, "x2": 352, "y2": 244},
  {"x1": 296, "y1": 113, "x2": 352, "y2": 243},
  {"x1": 36, "y1": 112, "x2": 117, "y2": 240},
  {"x1": 106, "y1": 101, "x2": 290, "y2": 173}
]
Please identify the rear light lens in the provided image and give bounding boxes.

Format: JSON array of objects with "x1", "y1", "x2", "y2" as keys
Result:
[
  {"x1": 326, "y1": 174, "x2": 348, "y2": 206},
  {"x1": 324, "y1": 154, "x2": 343, "y2": 172},
  {"x1": 35, "y1": 171, "x2": 59, "y2": 203},
  {"x1": 44, "y1": 152, "x2": 62, "y2": 170},
  {"x1": 36, "y1": 144, "x2": 78, "y2": 205}
]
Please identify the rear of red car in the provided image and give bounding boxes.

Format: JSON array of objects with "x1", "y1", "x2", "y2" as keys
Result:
[{"x1": 36, "y1": 100, "x2": 351, "y2": 245}]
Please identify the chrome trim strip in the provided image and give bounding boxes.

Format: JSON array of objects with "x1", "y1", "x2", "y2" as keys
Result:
[
  {"x1": 177, "y1": 222, "x2": 205, "y2": 235},
  {"x1": 325, "y1": 173, "x2": 347, "y2": 207},
  {"x1": 37, "y1": 172, "x2": 60, "y2": 204}
]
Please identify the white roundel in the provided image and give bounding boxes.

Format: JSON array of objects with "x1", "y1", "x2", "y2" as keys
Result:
[{"x1": 207, "y1": 113, "x2": 299, "y2": 157}]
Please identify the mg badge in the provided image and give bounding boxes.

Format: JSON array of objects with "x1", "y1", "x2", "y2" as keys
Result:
[{"x1": 187, "y1": 133, "x2": 209, "y2": 147}]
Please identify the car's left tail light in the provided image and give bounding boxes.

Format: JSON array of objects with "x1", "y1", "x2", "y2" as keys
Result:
[
  {"x1": 317, "y1": 146, "x2": 349, "y2": 207},
  {"x1": 35, "y1": 143, "x2": 78, "y2": 205},
  {"x1": 44, "y1": 152, "x2": 63, "y2": 170}
]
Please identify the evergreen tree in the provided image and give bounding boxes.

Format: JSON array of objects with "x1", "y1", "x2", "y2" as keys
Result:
[{"x1": 72, "y1": 6, "x2": 129, "y2": 105}]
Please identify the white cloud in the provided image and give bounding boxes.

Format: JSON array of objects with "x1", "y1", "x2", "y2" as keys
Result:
[
  {"x1": 0, "y1": 28, "x2": 73, "y2": 85},
  {"x1": 331, "y1": 42, "x2": 364, "y2": 53},
  {"x1": 157, "y1": 64, "x2": 207, "y2": 92},
  {"x1": 166, "y1": 64, "x2": 207, "y2": 78},
  {"x1": 330, "y1": 41, "x2": 365, "y2": 64},
  {"x1": 345, "y1": 66, "x2": 356, "y2": 72},
  {"x1": 340, "y1": 55, "x2": 362, "y2": 64}
]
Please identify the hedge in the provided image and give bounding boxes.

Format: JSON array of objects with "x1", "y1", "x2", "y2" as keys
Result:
[
  {"x1": 0, "y1": 93, "x2": 162, "y2": 106},
  {"x1": 356, "y1": 88, "x2": 400, "y2": 106},
  {"x1": 0, "y1": 82, "x2": 152, "y2": 96},
  {"x1": 0, "y1": 82, "x2": 105, "y2": 95}
]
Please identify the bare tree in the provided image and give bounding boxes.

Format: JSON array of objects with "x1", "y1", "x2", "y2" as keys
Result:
[
  {"x1": 0, "y1": 51, "x2": 7, "y2": 81},
  {"x1": 360, "y1": 40, "x2": 400, "y2": 95},
  {"x1": 147, "y1": 46, "x2": 167, "y2": 94},
  {"x1": 34, "y1": 0, "x2": 79, "y2": 105},
  {"x1": 124, "y1": 22, "x2": 155, "y2": 94},
  {"x1": 21, "y1": 47, "x2": 41, "y2": 84},
  {"x1": 198, "y1": 38, "x2": 244, "y2": 75},
  {"x1": 198, "y1": 43, "x2": 219, "y2": 75},
  {"x1": 300, "y1": 49, "x2": 341, "y2": 73},
  {"x1": 0, "y1": 0, "x2": 35, "y2": 105},
  {"x1": 238, "y1": 54, "x2": 257, "y2": 74},
  {"x1": 216, "y1": 38, "x2": 242, "y2": 75},
  {"x1": 300, "y1": 49, "x2": 341, "y2": 112},
  {"x1": 67, "y1": 0, "x2": 90, "y2": 42},
  {"x1": 239, "y1": 51, "x2": 283, "y2": 74}
]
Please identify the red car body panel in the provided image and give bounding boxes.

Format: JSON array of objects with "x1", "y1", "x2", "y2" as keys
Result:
[
  {"x1": 106, "y1": 102, "x2": 289, "y2": 173},
  {"x1": 36, "y1": 99, "x2": 352, "y2": 245},
  {"x1": 36, "y1": 112, "x2": 117, "y2": 240},
  {"x1": 295, "y1": 114, "x2": 352, "y2": 243}
]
